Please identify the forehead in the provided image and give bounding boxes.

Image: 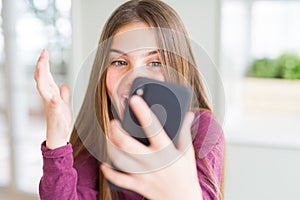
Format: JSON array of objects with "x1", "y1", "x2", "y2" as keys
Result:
[{"x1": 111, "y1": 22, "x2": 158, "y2": 53}]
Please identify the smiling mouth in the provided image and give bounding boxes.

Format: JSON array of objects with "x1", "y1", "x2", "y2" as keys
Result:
[{"x1": 120, "y1": 94, "x2": 129, "y2": 109}]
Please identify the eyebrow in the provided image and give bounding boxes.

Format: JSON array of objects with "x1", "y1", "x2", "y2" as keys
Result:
[
  {"x1": 110, "y1": 49, "x2": 126, "y2": 55},
  {"x1": 110, "y1": 49, "x2": 158, "y2": 57}
]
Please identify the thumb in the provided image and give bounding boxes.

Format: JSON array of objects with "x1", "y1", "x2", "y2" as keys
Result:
[{"x1": 60, "y1": 84, "x2": 70, "y2": 104}]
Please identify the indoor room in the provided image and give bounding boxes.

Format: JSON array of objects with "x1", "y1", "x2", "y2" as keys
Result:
[{"x1": 0, "y1": 0, "x2": 299, "y2": 199}]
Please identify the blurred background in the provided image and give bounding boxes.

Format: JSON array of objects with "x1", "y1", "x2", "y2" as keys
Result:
[{"x1": 0, "y1": 0, "x2": 299, "y2": 199}]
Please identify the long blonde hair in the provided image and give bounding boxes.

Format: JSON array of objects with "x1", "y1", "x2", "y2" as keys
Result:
[{"x1": 70, "y1": 0, "x2": 224, "y2": 199}]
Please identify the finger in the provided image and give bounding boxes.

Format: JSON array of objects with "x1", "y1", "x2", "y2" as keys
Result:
[
  {"x1": 60, "y1": 84, "x2": 70, "y2": 104},
  {"x1": 130, "y1": 95, "x2": 170, "y2": 149},
  {"x1": 35, "y1": 50, "x2": 46, "y2": 82},
  {"x1": 109, "y1": 120, "x2": 149, "y2": 154},
  {"x1": 37, "y1": 49, "x2": 50, "y2": 72},
  {"x1": 35, "y1": 50, "x2": 59, "y2": 101},
  {"x1": 36, "y1": 49, "x2": 46, "y2": 63},
  {"x1": 49, "y1": 95, "x2": 59, "y2": 108},
  {"x1": 177, "y1": 112, "x2": 195, "y2": 152},
  {"x1": 100, "y1": 163, "x2": 137, "y2": 191},
  {"x1": 106, "y1": 143, "x2": 147, "y2": 173},
  {"x1": 35, "y1": 64, "x2": 52, "y2": 100}
]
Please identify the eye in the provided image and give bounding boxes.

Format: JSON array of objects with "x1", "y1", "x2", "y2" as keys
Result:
[
  {"x1": 148, "y1": 61, "x2": 162, "y2": 67},
  {"x1": 111, "y1": 60, "x2": 128, "y2": 66}
]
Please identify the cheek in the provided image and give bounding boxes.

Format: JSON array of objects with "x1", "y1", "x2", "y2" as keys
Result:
[
  {"x1": 105, "y1": 69, "x2": 117, "y2": 99},
  {"x1": 156, "y1": 72, "x2": 165, "y2": 82},
  {"x1": 147, "y1": 69, "x2": 165, "y2": 82},
  {"x1": 106, "y1": 68, "x2": 128, "y2": 99}
]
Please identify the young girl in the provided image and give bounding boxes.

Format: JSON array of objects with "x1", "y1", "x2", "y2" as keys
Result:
[{"x1": 34, "y1": 0, "x2": 225, "y2": 199}]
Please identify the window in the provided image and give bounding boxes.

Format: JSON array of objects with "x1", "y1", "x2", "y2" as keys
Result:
[
  {"x1": 0, "y1": 0, "x2": 71, "y2": 195},
  {"x1": 221, "y1": 0, "x2": 300, "y2": 146},
  {"x1": 0, "y1": 0, "x2": 10, "y2": 188}
]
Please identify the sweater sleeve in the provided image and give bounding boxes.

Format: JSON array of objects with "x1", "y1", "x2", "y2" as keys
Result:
[
  {"x1": 39, "y1": 141, "x2": 99, "y2": 200},
  {"x1": 191, "y1": 111, "x2": 225, "y2": 200}
]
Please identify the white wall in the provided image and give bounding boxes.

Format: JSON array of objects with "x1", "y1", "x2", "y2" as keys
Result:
[
  {"x1": 70, "y1": 0, "x2": 126, "y2": 82},
  {"x1": 225, "y1": 144, "x2": 300, "y2": 200}
]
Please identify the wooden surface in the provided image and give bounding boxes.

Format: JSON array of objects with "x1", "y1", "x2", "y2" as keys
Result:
[{"x1": 242, "y1": 78, "x2": 300, "y2": 114}]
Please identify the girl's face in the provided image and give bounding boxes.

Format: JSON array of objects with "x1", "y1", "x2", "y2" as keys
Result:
[{"x1": 106, "y1": 22, "x2": 165, "y2": 117}]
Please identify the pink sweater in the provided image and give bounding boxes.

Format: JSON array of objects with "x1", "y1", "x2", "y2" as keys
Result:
[{"x1": 39, "y1": 111, "x2": 224, "y2": 200}]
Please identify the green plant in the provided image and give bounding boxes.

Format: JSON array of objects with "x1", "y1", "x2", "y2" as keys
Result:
[
  {"x1": 277, "y1": 53, "x2": 300, "y2": 80},
  {"x1": 247, "y1": 53, "x2": 300, "y2": 80},
  {"x1": 247, "y1": 58, "x2": 281, "y2": 78}
]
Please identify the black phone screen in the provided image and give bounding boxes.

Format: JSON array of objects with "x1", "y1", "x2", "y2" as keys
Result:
[{"x1": 122, "y1": 77, "x2": 192, "y2": 146}]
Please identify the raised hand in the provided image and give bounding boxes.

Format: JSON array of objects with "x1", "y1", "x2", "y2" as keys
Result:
[{"x1": 34, "y1": 49, "x2": 72, "y2": 149}]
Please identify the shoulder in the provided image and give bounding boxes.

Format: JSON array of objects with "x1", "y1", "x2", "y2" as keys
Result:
[{"x1": 191, "y1": 110, "x2": 224, "y2": 159}]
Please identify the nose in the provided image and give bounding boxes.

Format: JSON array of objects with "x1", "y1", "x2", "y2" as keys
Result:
[{"x1": 123, "y1": 65, "x2": 148, "y2": 89}]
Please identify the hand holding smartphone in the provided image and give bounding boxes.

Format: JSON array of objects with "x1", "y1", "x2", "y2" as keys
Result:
[
  {"x1": 109, "y1": 77, "x2": 192, "y2": 191},
  {"x1": 122, "y1": 77, "x2": 192, "y2": 146}
]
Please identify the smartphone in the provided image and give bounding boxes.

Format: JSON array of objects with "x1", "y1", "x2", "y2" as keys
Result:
[
  {"x1": 122, "y1": 77, "x2": 193, "y2": 147},
  {"x1": 108, "y1": 77, "x2": 192, "y2": 191}
]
